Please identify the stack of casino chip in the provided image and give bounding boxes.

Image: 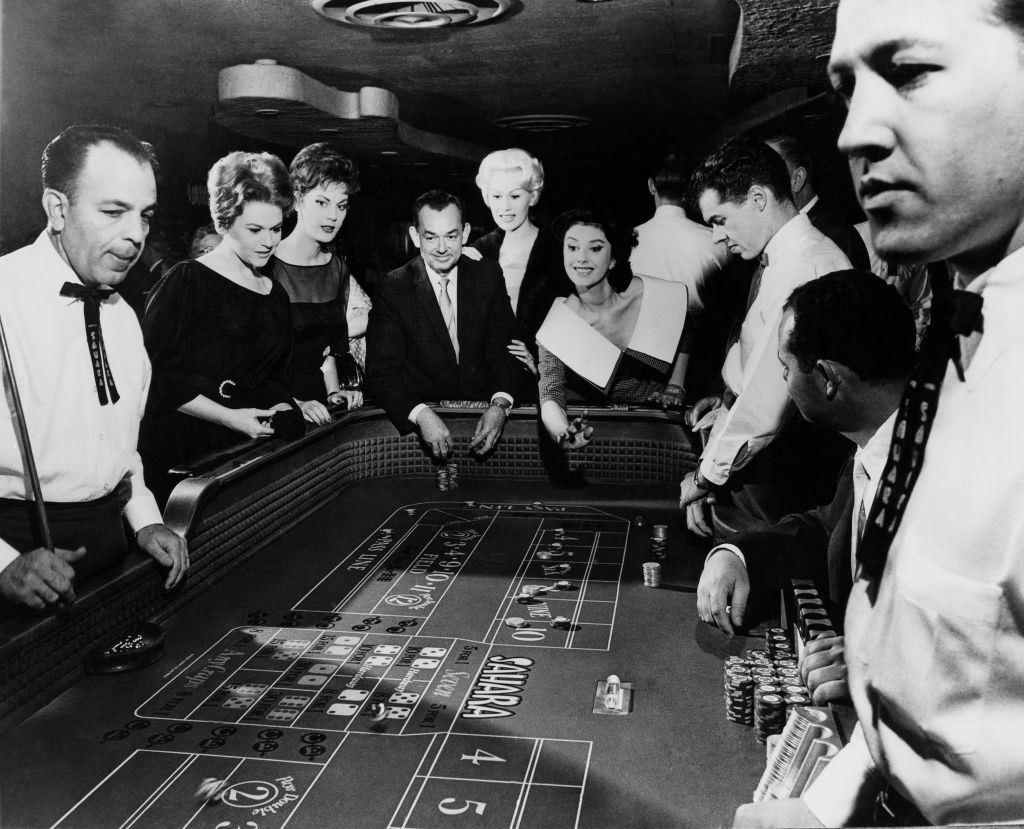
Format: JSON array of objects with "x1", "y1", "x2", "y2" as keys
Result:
[
  {"x1": 436, "y1": 461, "x2": 459, "y2": 491},
  {"x1": 723, "y1": 634, "x2": 813, "y2": 742},
  {"x1": 650, "y1": 524, "x2": 668, "y2": 560},
  {"x1": 724, "y1": 657, "x2": 755, "y2": 725},
  {"x1": 754, "y1": 685, "x2": 787, "y2": 743},
  {"x1": 641, "y1": 561, "x2": 662, "y2": 588}
]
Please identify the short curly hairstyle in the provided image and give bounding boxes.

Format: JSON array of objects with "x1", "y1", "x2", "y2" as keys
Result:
[
  {"x1": 552, "y1": 208, "x2": 636, "y2": 293},
  {"x1": 689, "y1": 134, "x2": 793, "y2": 209},
  {"x1": 207, "y1": 151, "x2": 294, "y2": 232},
  {"x1": 289, "y1": 142, "x2": 361, "y2": 199},
  {"x1": 784, "y1": 269, "x2": 916, "y2": 383},
  {"x1": 475, "y1": 148, "x2": 545, "y2": 195}
]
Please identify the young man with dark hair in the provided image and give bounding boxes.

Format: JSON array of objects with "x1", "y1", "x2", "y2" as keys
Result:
[
  {"x1": 630, "y1": 151, "x2": 732, "y2": 402},
  {"x1": 366, "y1": 190, "x2": 519, "y2": 459},
  {"x1": 679, "y1": 136, "x2": 852, "y2": 538}
]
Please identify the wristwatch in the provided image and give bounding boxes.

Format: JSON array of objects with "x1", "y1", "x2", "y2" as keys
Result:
[{"x1": 693, "y1": 469, "x2": 718, "y2": 492}]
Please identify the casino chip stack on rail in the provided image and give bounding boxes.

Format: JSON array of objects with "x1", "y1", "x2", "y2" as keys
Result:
[
  {"x1": 723, "y1": 628, "x2": 811, "y2": 743},
  {"x1": 436, "y1": 460, "x2": 459, "y2": 491}
]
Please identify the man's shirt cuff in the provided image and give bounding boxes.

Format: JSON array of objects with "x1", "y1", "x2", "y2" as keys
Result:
[
  {"x1": 803, "y1": 725, "x2": 882, "y2": 827},
  {"x1": 409, "y1": 403, "x2": 430, "y2": 425},
  {"x1": 491, "y1": 393, "x2": 513, "y2": 407},
  {"x1": 0, "y1": 540, "x2": 20, "y2": 573},
  {"x1": 706, "y1": 543, "x2": 746, "y2": 568}
]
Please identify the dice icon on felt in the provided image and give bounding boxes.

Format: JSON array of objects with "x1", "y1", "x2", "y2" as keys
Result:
[
  {"x1": 327, "y1": 703, "x2": 359, "y2": 716},
  {"x1": 337, "y1": 689, "x2": 368, "y2": 702},
  {"x1": 385, "y1": 706, "x2": 411, "y2": 720},
  {"x1": 411, "y1": 658, "x2": 440, "y2": 669},
  {"x1": 272, "y1": 650, "x2": 302, "y2": 661},
  {"x1": 325, "y1": 645, "x2": 353, "y2": 657},
  {"x1": 279, "y1": 695, "x2": 308, "y2": 708},
  {"x1": 364, "y1": 655, "x2": 393, "y2": 667},
  {"x1": 374, "y1": 644, "x2": 402, "y2": 655},
  {"x1": 298, "y1": 674, "x2": 328, "y2": 687},
  {"x1": 389, "y1": 692, "x2": 420, "y2": 705},
  {"x1": 308, "y1": 663, "x2": 336, "y2": 675},
  {"x1": 222, "y1": 697, "x2": 255, "y2": 710},
  {"x1": 225, "y1": 683, "x2": 268, "y2": 696},
  {"x1": 332, "y1": 635, "x2": 361, "y2": 646},
  {"x1": 266, "y1": 709, "x2": 297, "y2": 722},
  {"x1": 419, "y1": 647, "x2": 447, "y2": 658}
]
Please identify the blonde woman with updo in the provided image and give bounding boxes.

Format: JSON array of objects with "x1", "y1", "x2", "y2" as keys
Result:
[
  {"x1": 140, "y1": 151, "x2": 298, "y2": 505},
  {"x1": 470, "y1": 148, "x2": 572, "y2": 400}
]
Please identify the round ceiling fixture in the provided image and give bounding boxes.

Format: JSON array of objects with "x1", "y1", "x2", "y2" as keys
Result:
[
  {"x1": 311, "y1": 0, "x2": 512, "y2": 28},
  {"x1": 491, "y1": 114, "x2": 593, "y2": 133}
]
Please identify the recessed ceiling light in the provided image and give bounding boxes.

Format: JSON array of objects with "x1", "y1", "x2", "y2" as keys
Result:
[
  {"x1": 254, "y1": 108, "x2": 280, "y2": 117},
  {"x1": 380, "y1": 150, "x2": 399, "y2": 155},
  {"x1": 317, "y1": 127, "x2": 342, "y2": 134}
]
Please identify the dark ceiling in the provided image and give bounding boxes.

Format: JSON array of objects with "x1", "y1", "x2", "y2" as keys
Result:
[{"x1": 0, "y1": 0, "x2": 850, "y2": 248}]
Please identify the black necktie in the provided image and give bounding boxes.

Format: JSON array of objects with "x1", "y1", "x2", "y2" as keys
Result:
[
  {"x1": 59, "y1": 282, "x2": 120, "y2": 405},
  {"x1": 856, "y1": 265, "x2": 983, "y2": 598}
]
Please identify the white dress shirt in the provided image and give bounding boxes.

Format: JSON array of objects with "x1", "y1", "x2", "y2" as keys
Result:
[
  {"x1": 0, "y1": 232, "x2": 162, "y2": 568},
  {"x1": 849, "y1": 410, "x2": 897, "y2": 577},
  {"x1": 700, "y1": 213, "x2": 851, "y2": 485},
  {"x1": 630, "y1": 204, "x2": 730, "y2": 315},
  {"x1": 408, "y1": 263, "x2": 513, "y2": 424},
  {"x1": 806, "y1": 246, "x2": 1024, "y2": 825}
]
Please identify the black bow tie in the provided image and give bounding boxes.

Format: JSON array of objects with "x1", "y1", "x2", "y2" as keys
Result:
[
  {"x1": 950, "y1": 289, "x2": 984, "y2": 336},
  {"x1": 59, "y1": 281, "x2": 120, "y2": 405},
  {"x1": 59, "y1": 282, "x2": 119, "y2": 303}
]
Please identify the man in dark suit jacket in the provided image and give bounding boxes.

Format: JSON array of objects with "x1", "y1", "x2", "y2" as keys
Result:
[
  {"x1": 766, "y1": 134, "x2": 871, "y2": 270},
  {"x1": 696, "y1": 270, "x2": 914, "y2": 702},
  {"x1": 366, "y1": 190, "x2": 520, "y2": 458}
]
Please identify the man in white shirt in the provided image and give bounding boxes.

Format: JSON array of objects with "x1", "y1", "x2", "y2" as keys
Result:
[
  {"x1": 0, "y1": 125, "x2": 187, "y2": 613},
  {"x1": 366, "y1": 191, "x2": 519, "y2": 459},
  {"x1": 697, "y1": 271, "x2": 913, "y2": 707},
  {"x1": 678, "y1": 136, "x2": 852, "y2": 538},
  {"x1": 630, "y1": 151, "x2": 732, "y2": 402},
  {"x1": 734, "y1": 0, "x2": 1024, "y2": 825}
]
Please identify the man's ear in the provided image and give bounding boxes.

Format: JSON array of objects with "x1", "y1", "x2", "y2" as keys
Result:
[
  {"x1": 408, "y1": 224, "x2": 422, "y2": 251},
  {"x1": 42, "y1": 188, "x2": 68, "y2": 233},
  {"x1": 748, "y1": 185, "x2": 768, "y2": 211},
  {"x1": 817, "y1": 360, "x2": 842, "y2": 401},
  {"x1": 461, "y1": 223, "x2": 471, "y2": 244},
  {"x1": 647, "y1": 178, "x2": 657, "y2": 197},
  {"x1": 791, "y1": 166, "x2": 808, "y2": 198}
]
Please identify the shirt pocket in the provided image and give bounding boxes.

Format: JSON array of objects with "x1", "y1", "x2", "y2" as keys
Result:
[{"x1": 861, "y1": 557, "x2": 1002, "y2": 756}]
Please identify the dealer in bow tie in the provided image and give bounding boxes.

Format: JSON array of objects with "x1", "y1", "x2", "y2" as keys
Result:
[{"x1": 0, "y1": 124, "x2": 188, "y2": 615}]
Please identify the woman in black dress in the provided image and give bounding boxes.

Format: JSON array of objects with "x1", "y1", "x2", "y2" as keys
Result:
[
  {"x1": 470, "y1": 148, "x2": 572, "y2": 400},
  {"x1": 140, "y1": 151, "x2": 297, "y2": 505},
  {"x1": 269, "y1": 143, "x2": 363, "y2": 425}
]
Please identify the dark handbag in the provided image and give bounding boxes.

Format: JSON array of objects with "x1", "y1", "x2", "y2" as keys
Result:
[{"x1": 335, "y1": 351, "x2": 364, "y2": 390}]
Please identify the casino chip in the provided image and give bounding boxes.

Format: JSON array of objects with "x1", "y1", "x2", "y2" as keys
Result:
[
  {"x1": 195, "y1": 777, "x2": 228, "y2": 803},
  {"x1": 85, "y1": 621, "x2": 165, "y2": 674},
  {"x1": 504, "y1": 617, "x2": 527, "y2": 628}
]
